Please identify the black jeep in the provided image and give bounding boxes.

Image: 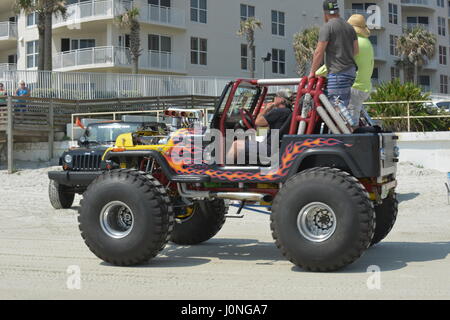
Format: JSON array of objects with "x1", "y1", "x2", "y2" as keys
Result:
[{"x1": 48, "y1": 121, "x2": 152, "y2": 209}]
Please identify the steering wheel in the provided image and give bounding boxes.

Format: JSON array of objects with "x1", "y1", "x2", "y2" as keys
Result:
[{"x1": 239, "y1": 108, "x2": 256, "y2": 129}]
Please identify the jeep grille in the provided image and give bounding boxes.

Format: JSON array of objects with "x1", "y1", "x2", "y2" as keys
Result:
[{"x1": 72, "y1": 154, "x2": 102, "y2": 171}]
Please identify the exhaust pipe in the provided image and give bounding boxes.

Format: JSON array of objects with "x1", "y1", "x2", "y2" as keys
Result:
[
  {"x1": 319, "y1": 94, "x2": 352, "y2": 134},
  {"x1": 177, "y1": 184, "x2": 272, "y2": 202},
  {"x1": 298, "y1": 93, "x2": 312, "y2": 135},
  {"x1": 213, "y1": 192, "x2": 273, "y2": 202},
  {"x1": 316, "y1": 106, "x2": 342, "y2": 134}
]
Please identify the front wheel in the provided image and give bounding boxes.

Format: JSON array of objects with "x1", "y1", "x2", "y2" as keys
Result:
[
  {"x1": 271, "y1": 167, "x2": 375, "y2": 272},
  {"x1": 48, "y1": 179, "x2": 75, "y2": 209},
  {"x1": 78, "y1": 170, "x2": 174, "y2": 266}
]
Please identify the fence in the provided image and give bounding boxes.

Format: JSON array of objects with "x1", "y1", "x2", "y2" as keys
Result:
[{"x1": 364, "y1": 101, "x2": 450, "y2": 132}]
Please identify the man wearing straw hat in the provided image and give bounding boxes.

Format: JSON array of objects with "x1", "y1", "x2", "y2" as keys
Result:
[{"x1": 317, "y1": 14, "x2": 374, "y2": 129}]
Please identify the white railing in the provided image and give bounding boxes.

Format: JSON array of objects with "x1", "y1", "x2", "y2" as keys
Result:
[
  {"x1": 54, "y1": 0, "x2": 131, "y2": 27},
  {"x1": 0, "y1": 22, "x2": 17, "y2": 39},
  {"x1": 0, "y1": 70, "x2": 234, "y2": 99},
  {"x1": 140, "y1": 4, "x2": 186, "y2": 28},
  {"x1": 372, "y1": 45, "x2": 386, "y2": 60},
  {"x1": 0, "y1": 63, "x2": 16, "y2": 72},
  {"x1": 403, "y1": 23, "x2": 432, "y2": 32},
  {"x1": 53, "y1": 46, "x2": 186, "y2": 72},
  {"x1": 140, "y1": 50, "x2": 186, "y2": 72},
  {"x1": 54, "y1": 0, "x2": 185, "y2": 29},
  {"x1": 53, "y1": 46, "x2": 129, "y2": 70},
  {"x1": 401, "y1": 0, "x2": 430, "y2": 6}
]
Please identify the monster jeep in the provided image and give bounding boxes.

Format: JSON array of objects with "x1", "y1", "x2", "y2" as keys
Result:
[
  {"x1": 48, "y1": 121, "x2": 164, "y2": 209},
  {"x1": 78, "y1": 77, "x2": 399, "y2": 271}
]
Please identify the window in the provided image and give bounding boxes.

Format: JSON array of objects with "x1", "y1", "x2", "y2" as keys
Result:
[
  {"x1": 240, "y1": 4, "x2": 255, "y2": 21},
  {"x1": 272, "y1": 49, "x2": 285, "y2": 74},
  {"x1": 389, "y1": 35, "x2": 399, "y2": 56},
  {"x1": 388, "y1": 3, "x2": 398, "y2": 25},
  {"x1": 148, "y1": 0, "x2": 171, "y2": 7},
  {"x1": 118, "y1": 34, "x2": 130, "y2": 48},
  {"x1": 26, "y1": 12, "x2": 39, "y2": 27},
  {"x1": 26, "y1": 40, "x2": 39, "y2": 69},
  {"x1": 190, "y1": 0, "x2": 207, "y2": 23},
  {"x1": 391, "y1": 67, "x2": 400, "y2": 80},
  {"x1": 440, "y1": 75, "x2": 448, "y2": 94},
  {"x1": 419, "y1": 75, "x2": 430, "y2": 91},
  {"x1": 439, "y1": 46, "x2": 447, "y2": 65},
  {"x1": 241, "y1": 44, "x2": 255, "y2": 71},
  {"x1": 149, "y1": 34, "x2": 172, "y2": 52},
  {"x1": 271, "y1": 10, "x2": 285, "y2": 36},
  {"x1": 8, "y1": 54, "x2": 17, "y2": 64},
  {"x1": 437, "y1": 0, "x2": 445, "y2": 7},
  {"x1": 438, "y1": 17, "x2": 446, "y2": 36},
  {"x1": 191, "y1": 37, "x2": 207, "y2": 65}
]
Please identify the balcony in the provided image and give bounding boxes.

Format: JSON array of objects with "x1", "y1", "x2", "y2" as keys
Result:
[
  {"x1": 344, "y1": 9, "x2": 383, "y2": 29},
  {"x1": 422, "y1": 58, "x2": 438, "y2": 70},
  {"x1": 53, "y1": 46, "x2": 186, "y2": 73},
  {"x1": 53, "y1": 0, "x2": 186, "y2": 30},
  {"x1": 403, "y1": 22, "x2": 432, "y2": 32},
  {"x1": 0, "y1": 63, "x2": 16, "y2": 72},
  {"x1": 0, "y1": 22, "x2": 17, "y2": 41},
  {"x1": 401, "y1": 0, "x2": 434, "y2": 10},
  {"x1": 372, "y1": 44, "x2": 386, "y2": 61}
]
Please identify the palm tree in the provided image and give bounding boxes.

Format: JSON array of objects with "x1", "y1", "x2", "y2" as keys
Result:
[
  {"x1": 116, "y1": 7, "x2": 141, "y2": 74},
  {"x1": 237, "y1": 17, "x2": 262, "y2": 79},
  {"x1": 396, "y1": 27, "x2": 436, "y2": 86},
  {"x1": 15, "y1": 0, "x2": 66, "y2": 71},
  {"x1": 293, "y1": 27, "x2": 319, "y2": 76},
  {"x1": 43, "y1": 1, "x2": 67, "y2": 71}
]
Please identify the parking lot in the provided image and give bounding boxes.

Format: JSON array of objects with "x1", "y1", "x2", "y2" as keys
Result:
[{"x1": 0, "y1": 161, "x2": 449, "y2": 299}]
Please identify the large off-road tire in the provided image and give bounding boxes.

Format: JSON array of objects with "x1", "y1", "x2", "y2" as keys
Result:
[
  {"x1": 370, "y1": 193, "x2": 398, "y2": 246},
  {"x1": 78, "y1": 170, "x2": 174, "y2": 266},
  {"x1": 271, "y1": 167, "x2": 375, "y2": 272},
  {"x1": 170, "y1": 199, "x2": 227, "y2": 245},
  {"x1": 48, "y1": 179, "x2": 75, "y2": 209}
]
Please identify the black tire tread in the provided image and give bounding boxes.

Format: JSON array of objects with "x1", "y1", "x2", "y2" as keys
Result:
[{"x1": 48, "y1": 179, "x2": 75, "y2": 209}]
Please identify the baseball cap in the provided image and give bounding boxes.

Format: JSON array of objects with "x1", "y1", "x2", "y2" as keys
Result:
[
  {"x1": 276, "y1": 89, "x2": 293, "y2": 101},
  {"x1": 323, "y1": 0, "x2": 339, "y2": 14}
]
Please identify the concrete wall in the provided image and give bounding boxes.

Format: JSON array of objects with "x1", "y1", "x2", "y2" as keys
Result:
[
  {"x1": 7, "y1": 141, "x2": 75, "y2": 162},
  {"x1": 397, "y1": 132, "x2": 450, "y2": 173}
]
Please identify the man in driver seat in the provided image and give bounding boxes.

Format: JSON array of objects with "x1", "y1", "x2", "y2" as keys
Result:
[{"x1": 227, "y1": 89, "x2": 293, "y2": 164}]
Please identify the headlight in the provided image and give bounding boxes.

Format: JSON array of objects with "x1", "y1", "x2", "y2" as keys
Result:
[{"x1": 64, "y1": 154, "x2": 73, "y2": 163}]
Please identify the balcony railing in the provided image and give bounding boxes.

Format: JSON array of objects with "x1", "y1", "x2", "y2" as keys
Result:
[
  {"x1": 53, "y1": 46, "x2": 186, "y2": 73},
  {"x1": 0, "y1": 63, "x2": 16, "y2": 72},
  {"x1": 372, "y1": 44, "x2": 386, "y2": 61},
  {"x1": 54, "y1": 0, "x2": 185, "y2": 29},
  {"x1": 401, "y1": 0, "x2": 432, "y2": 8},
  {"x1": 0, "y1": 22, "x2": 17, "y2": 40},
  {"x1": 140, "y1": 4, "x2": 186, "y2": 28},
  {"x1": 403, "y1": 22, "x2": 432, "y2": 32}
]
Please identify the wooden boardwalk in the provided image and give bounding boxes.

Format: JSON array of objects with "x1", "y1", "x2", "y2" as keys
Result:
[{"x1": 0, "y1": 95, "x2": 219, "y2": 173}]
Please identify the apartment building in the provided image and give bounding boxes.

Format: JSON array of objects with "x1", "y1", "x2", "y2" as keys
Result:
[
  {"x1": 0, "y1": 0, "x2": 449, "y2": 93},
  {"x1": 342, "y1": 0, "x2": 450, "y2": 94}
]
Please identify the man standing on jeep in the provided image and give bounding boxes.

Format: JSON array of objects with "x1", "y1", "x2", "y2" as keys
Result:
[{"x1": 309, "y1": 0, "x2": 359, "y2": 108}]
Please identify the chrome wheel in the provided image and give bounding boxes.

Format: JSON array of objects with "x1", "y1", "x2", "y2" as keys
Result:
[
  {"x1": 297, "y1": 202, "x2": 337, "y2": 242},
  {"x1": 100, "y1": 201, "x2": 134, "y2": 239}
]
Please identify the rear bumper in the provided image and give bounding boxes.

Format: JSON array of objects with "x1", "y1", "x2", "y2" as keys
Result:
[{"x1": 48, "y1": 171, "x2": 103, "y2": 187}]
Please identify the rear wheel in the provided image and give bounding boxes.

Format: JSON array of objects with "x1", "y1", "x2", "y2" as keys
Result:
[
  {"x1": 49, "y1": 179, "x2": 75, "y2": 209},
  {"x1": 78, "y1": 170, "x2": 174, "y2": 266},
  {"x1": 271, "y1": 167, "x2": 375, "y2": 272},
  {"x1": 170, "y1": 199, "x2": 227, "y2": 245},
  {"x1": 370, "y1": 193, "x2": 398, "y2": 246}
]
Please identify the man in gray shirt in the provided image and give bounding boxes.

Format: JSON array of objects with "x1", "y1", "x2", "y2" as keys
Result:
[{"x1": 309, "y1": 0, "x2": 359, "y2": 107}]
